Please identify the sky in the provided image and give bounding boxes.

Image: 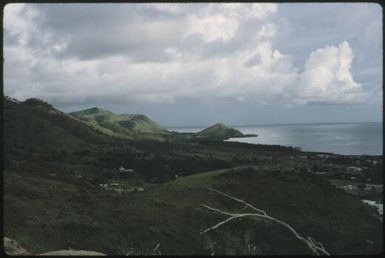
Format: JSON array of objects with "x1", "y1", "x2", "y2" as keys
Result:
[{"x1": 3, "y1": 3, "x2": 383, "y2": 126}]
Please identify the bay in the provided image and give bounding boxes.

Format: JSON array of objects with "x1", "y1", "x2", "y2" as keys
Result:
[{"x1": 168, "y1": 122, "x2": 382, "y2": 155}]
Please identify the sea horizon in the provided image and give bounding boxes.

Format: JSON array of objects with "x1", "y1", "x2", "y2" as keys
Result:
[
  {"x1": 168, "y1": 122, "x2": 383, "y2": 156},
  {"x1": 167, "y1": 121, "x2": 382, "y2": 129}
]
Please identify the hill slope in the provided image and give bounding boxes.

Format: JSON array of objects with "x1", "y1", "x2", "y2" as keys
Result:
[
  {"x1": 197, "y1": 123, "x2": 245, "y2": 139},
  {"x1": 4, "y1": 166, "x2": 382, "y2": 255},
  {"x1": 69, "y1": 107, "x2": 167, "y2": 138},
  {"x1": 4, "y1": 96, "x2": 382, "y2": 255},
  {"x1": 3, "y1": 97, "x2": 112, "y2": 152}
]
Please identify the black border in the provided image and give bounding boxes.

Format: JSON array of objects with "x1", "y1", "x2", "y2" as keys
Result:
[{"x1": 1, "y1": 1, "x2": 384, "y2": 257}]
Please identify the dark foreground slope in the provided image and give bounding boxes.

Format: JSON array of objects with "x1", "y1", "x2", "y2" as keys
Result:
[
  {"x1": 3, "y1": 97, "x2": 111, "y2": 152},
  {"x1": 4, "y1": 166, "x2": 382, "y2": 255}
]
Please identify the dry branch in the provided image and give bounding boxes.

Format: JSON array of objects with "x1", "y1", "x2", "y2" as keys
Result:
[
  {"x1": 207, "y1": 187, "x2": 267, "y2": 215},
  {"x1": 201, "y1": 187, "x2": 329, "y2": 256}
]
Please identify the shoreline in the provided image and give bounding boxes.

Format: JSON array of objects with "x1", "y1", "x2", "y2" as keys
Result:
[
  {"x1": 223, "y1": 138, "x2": 382, "y2": 157},
  {"x1": 168, "y1": 122, "x2": 382, "y2": 156}
]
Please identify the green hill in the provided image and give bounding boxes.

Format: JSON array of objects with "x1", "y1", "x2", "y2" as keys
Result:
[
  {"x1": 196, "y1": 123, "x2": 245, "y2": 139},
  {"x1": 69, "y1": 107, "x2": 167, "y2": 139}
]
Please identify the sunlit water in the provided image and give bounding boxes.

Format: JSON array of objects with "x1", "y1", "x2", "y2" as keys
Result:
[{"x1": 168, "y1": 122, "x2": 382, "y2": 155}]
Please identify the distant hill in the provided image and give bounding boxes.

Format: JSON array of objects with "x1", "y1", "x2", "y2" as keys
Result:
[
  {"x1": 4, "y1": 96, "x2": 255, "y2": 147},
  {"x1": 69, "y1": 107, "x2": 167, "y2": 138},
  {"x1": 196, "y1": 123, "x2": 255, "y2": 140}
]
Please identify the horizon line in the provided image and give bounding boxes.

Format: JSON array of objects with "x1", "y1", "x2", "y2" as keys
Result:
[{"x1": 165, "y1": 121, "x2": 382, "y2": 128}]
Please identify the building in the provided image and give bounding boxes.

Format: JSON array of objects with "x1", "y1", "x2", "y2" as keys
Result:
[
  {"x1": 347, "y1": 166, "x2": 362, "y2": 173},
  {"x1": 363, "y1": 184, "x2": 383, "y2": 194},
  {"x1": 119, "y1": 166, "x2": 134, "y2": 173}
]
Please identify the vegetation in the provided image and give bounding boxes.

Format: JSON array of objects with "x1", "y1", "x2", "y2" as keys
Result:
[
  {"x1": 3, "y1": 96, "x2": 383, "y2": 255},
  {"x1": 69, "y1": 107, "x2": 167, "y2": 139},
  {"x1": 194, "y1": 122, "x2": 258, "y2": 140},
  {"x1": 196, "y1": 123, "x2": 244, "y2": 139}
]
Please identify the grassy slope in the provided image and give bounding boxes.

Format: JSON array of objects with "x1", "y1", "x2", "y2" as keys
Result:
[
  {"x1": 147, "y1": 167, "x2": 383, "y2": 254},
  {"x1": 4, "y1": 166, "x2": 382, "y2": 255},
  {"x1": 197, "y1": 123, "x2": 244, "y2": 139},
  {"x1": 69, "y1": 108, "x2": 167, "y2": 139}
]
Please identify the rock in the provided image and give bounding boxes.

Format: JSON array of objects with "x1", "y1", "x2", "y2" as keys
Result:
[
  {"x1": 39, "y1": 250, "x2": 106, "y2": 256},
  {"x1": 3, "y1": 237, "x2": 30, "y2": 255},
  {"x1": 3, "y1": 237, "x2": 106, "y2": 256}
]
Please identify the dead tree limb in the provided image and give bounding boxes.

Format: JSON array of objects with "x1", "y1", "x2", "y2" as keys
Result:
[
  {"x1": 200, "y1": 187, "x2": 329, "y2": 256},
  {"x1": 207, "y1": 187, "x2": 267, "y2": 215}
]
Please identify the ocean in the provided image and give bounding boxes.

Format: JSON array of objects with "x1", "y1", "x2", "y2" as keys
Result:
[{"x1": 168, "y1": 122, "x2": 383, "y2": 156}]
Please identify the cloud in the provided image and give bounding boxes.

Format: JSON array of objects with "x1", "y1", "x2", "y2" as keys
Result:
[
  {"x1": 256, "y1": 23, "x2": 277, "y2": 40},
  {"x1": 184, "y1": 3, "x2": 277, "y2": 43},
  {"x1": 22, "y1": 3, "x2": 279, "y2": 60},
  {"x1": 146, "y1": 3, "x2": 186, "y2": 15},
  {"x1": 3, "y1": 3, "x2": 377, "y2": 109},
  {"x1": 296, "y1": 41, "x2": 369, "y2": 105},
  {"x1": 4, "y1": 4, "x2": 36, "y2": 46},
  {"x1": 185, "y1": 14, "x2": 240, "y2": 43},
  {"x1": 14, "y1": 3, "x2": 189, "y2": 61}
]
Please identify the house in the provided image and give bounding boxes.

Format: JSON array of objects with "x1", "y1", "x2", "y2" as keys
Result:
[
  {"x1": 119, "y1": 166, "x2": 134, "y2": 173},
  {"x1": 341, "y1": 184, "x2": 358, "y2": 194},
  {"x1": 313, "y1": 172, "x2": 327, "y2": 176},
  {"x1": 347, "y1": 166, "x2": 362, "y2": 173},
  {"x1": 342, "y1": 185, "x2": 353, "y2": 190},
  {"x1": 363, "y1": 184, "x2": 383, "y2": 194},
  {"x1": 317, "y1": 154, "x2": 331, "y2": 159},
  {"x1": 99, "y1": 184, "x2": 108, "y2": 189},
  {"x1": 113, "y1": 166, "x2": 136, "y2": 179}
]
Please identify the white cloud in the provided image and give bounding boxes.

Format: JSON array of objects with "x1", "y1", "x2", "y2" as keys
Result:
[
  {"x1": 146, "y1": 3, "x2": 185, "y2": 15},
  {"x1": 184, "y1": 3, "x2": 277, "y2": 43},
  {"x1": 185, "y1": 14, "x2": 239, "y2": 43},
  {"x1": 4, "y1": 4, "x2": 38, "y2": 46},
  {"x1": 248, "y1": 3, "x2": 277, "y2": 19},
  {"x1": 257, "y1": 23, "x2": 277, "y2": 40},
  {"x1": 3, "y1": 3, "x2": 375, "y2": 108},
  {"x1": 297, "y1": 41, "x2": 368, "y2": 104}
]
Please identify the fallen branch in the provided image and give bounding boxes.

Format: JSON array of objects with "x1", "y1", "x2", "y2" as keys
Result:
[
  {"x1": 200, "y1": 187, "x2": 329, "y2": 256},
  {"x1": 207, "y1": 187, "x2": 267, "y2": 215},
  {"x1": 153, "y1": 243, "x2": 161, "y2": 255}
]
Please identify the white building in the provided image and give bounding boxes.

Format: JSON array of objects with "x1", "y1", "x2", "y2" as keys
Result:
[{"x1": 119, "y1": 166, "x2": 134, "y2": 173}]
